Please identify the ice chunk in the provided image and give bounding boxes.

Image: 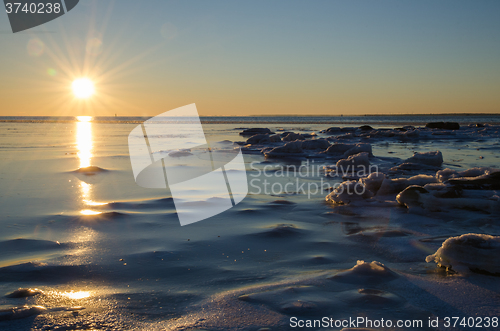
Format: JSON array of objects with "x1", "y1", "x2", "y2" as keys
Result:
[
  {"x1": 282, "y1": 133, "x2": 306, "y2": 141},
  {"x1": 436, "y1": 167, "x2": 498, "y2": 182},
  {"x1": 301, "y1": 139, "x2": 331, "y2": 150},
  {"x1": 343, "y1": 143, "x2": 373, "y2": 157},
  {"x1": 404, "y1": 151, "x2": 443, "y2": 167},
  {"x1": 336, "y1": 152, "x2": 370, "y2": 169},
  {"x1": 422, "y1": 182, "x2": 462, "y2": 198},
  {"x1": 396, "y1": 185, "x2": 429, "y2": 208},
  {"x1": 448, "y1": 171, "x2": 500, "y2": 190},
  {"x1": 360, "y1": 172, "x2": 386, "y2": 194},
  {"x1": 246, "y1": 134, "x2": 270, "y2": 144},
  {"x1": 325, "y1": 181, "x2": 373, "y2": 204},
  {"x1": 377, "y1": 175, "x2": 437, "y2": 195},
  {"x1": 264, "y1": 141, "x2": 305, "y2": 158},
  {"x1": 390, "y1": 162, "x2": 440, "y2": 173},
  {"x1": 324, "y1": 143, "x2": 356, "y2": 155},
  {"x1": 269, "y1": 134, "x2": 282, "y2": 142},
  {"x1": 426, "y1": 234, "x2": 500, "y2": 274}
]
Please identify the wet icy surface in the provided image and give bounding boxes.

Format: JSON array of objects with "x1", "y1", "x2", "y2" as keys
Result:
[{"x1": 0, "y1": 120, "x2": 499, "y2": 330}]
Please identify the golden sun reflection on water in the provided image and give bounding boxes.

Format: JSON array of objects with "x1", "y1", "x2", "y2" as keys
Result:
[
  {"x1": 63, "y1": 291, "x2": 91, "y2": 300},
  {"x1": 80, "y1": 209, "x2": 102, "y2": 216},
  {"x1": 76, "y1": 116, "x2": 93, "y2": 168},
  {"x1": 76, "y1": 117, "x2": 107, "y2": 215}
]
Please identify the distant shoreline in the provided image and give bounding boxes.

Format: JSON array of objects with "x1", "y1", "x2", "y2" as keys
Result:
[{"x1": 1, "y1": 114, "x2": 500, "y2": 126}]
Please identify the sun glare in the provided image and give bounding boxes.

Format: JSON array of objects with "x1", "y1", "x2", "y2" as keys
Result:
[
  {"x1": 72, "y1": 78, "x2": 95, "y2": 99},
  {"x1": 62, "y1": 291, "x2": 91, "y2": 300}
]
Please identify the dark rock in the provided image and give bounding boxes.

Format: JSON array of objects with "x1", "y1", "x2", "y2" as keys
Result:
[
  {"x1": 425, "y1": 122, "x2": 460, "y2": 130},
  {"x1": 323, "y1": 127, "x2": 357, "y2": 134},
  {"x1": 359, "y1": 125, "x2": 374, "y2": 131},
  {"x1": 240, "y1": 128, "x2": 274, "y2": 136}
]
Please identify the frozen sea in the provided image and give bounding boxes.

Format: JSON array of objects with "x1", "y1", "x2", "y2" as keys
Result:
[{"x1": 0, "y1": 115, "x2": 499, "y2": 330}]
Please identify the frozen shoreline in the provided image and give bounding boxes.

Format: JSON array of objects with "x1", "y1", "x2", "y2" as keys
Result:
[{"x1": 0, "y1": 120, "x2": 499, "y2": 330}]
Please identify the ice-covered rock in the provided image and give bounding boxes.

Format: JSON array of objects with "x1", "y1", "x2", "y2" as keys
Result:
[
  {"x1": 343, "y1": 143, "x2": 373, "y2": 157},
  {"x1": 301, "y1": 139, "x2": 331, "y2": 150},
  {"x1": 323, "y1": 143, "x2": 372, "y2": 157},
  {"x1": 360, "y1": 172, "x2": 386, "y2": 194},
  {"x1": 426, "y1": 234, "x2": 500, "y2": 274},
  {"x1": 322, "y1": 127, "x2": 357, "y2": 134},
  {"x1": 448, "y1": 171, "x2": 500, "y2": 190},
  {"x1": 264, "y1": 141, "x2": 305, "y2": 158},
  {"x1": 269, "y1": 134, "x2": 282, "y2": 142},
  {"x1": 404, "y1": 151, "x2": 443, "y2": 167},
  {"x1": 325, "y1": 181, "x2": 373, "y2": 204},
  {"x1": 400, "y1": 129, "x2": 420, "y2": 138},
  {"x1": 395, "y1": 181, "x2": 497, "y2": 211},
  {"x1": 336, "y1": 152, "x2": 370, "y2": 169},
  {"x1": 422, "y1": 182, "x2": 462, "y2": 198},
  {"x1": 324, "y1": 143, "x2": 355, "y2": 155},
  {"x1": 377, "y1": 175, "x2": 438, "y2": 195},
  {"x1": 436, "y1": 167, "x2": 498, "y2": 182},
  {"x1": 282, "y1": 133, "x2": 306, "y2": 141},
  {"x1": 396, "y1": 185, "x2": 429, "y2": 208},
  {"x1": 245, "y1": 134, "x2": 270, "y2": 144},
  {"x1": 390, "y1": 162, "x2": 440, "y2": 173}
]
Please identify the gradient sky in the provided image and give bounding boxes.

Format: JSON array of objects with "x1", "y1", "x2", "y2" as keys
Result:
[{"x1": 0, "y1": 0, "x2": 499, "y2": 116}]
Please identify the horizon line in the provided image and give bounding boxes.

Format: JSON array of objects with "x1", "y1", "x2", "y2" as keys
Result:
[{"x1": 2, "y1": 112, "x2": 500, "y2": 118}]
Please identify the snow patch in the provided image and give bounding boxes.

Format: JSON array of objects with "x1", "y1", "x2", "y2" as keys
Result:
[{"x1": 426, "y1": 234, "x2": 500, "y2": 274}]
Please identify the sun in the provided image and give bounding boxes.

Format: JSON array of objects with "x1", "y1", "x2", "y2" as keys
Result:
[{"x1": 72, "y1": 78, "x2": 95, "y2": 99}]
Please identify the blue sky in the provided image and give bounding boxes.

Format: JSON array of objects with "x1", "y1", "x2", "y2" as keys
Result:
[{"x1": 1, "y1": 0, "x2": 499, "y2": 116}]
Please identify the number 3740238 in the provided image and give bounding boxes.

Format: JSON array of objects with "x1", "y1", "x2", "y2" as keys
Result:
[{"x1": 5, "y1": 2, "x2": 62, "y2": 14}]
